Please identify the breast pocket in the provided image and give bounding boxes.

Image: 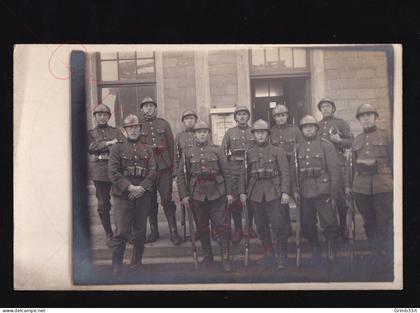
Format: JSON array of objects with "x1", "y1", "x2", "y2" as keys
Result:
[
  {"x1": 372, "y1": 141, "x2": 388, "y2": 158},
  {"x1": 157, "y1": 128, "x2": 167, "y2": 145},
  {"x1": 284, "y1": 138, "x2": 295, "y2": 153},
  {"x1": 309, "y1": 154, "x2": 324, "y2": 168},
  {"x1": 121, "y1": 154, "x2": 135, "y2": 167},
  {"x1": 206, "y1": 155, "x2": 220, "y2": 172}
]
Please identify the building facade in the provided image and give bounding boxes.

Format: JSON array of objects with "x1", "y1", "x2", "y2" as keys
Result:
[{"x1": 86, "y1": 46, "x2": 394, "y2": 146}]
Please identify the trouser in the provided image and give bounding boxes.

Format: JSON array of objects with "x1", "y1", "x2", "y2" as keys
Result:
[
  {"x1": 251, "y1": 198, "x2": 291, "y2": 254},
  {"x1": 93, "y1": 180, "x2": 113, "y2": 235},
  {"x1": 230, "y1": 197, "x2": 254, "y2": 230},
  {"x1": 192, "y1": 196, "x2": 231, "y2": 255},
  {"x1": 149, "y1": 167, "x2": 177, "y2": 228},
  {"x1": 337, "y1": 165, "x2": 348, "y2": 236},
  {"x1": 353, "y1": 192, "x2": 393, "y2": 260},
  {"x1": 301, "y1": 195, "x2": 339, "y2": 245},
  {"x1": 110, "y1": 192, "x2": 151, "y2": 258}
]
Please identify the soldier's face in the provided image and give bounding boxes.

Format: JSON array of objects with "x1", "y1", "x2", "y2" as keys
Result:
[
  {"x1": 142, "y1": 102, "x2": 156, "y2": 115},
  {"x1": 125, "y1": 125, "x2": 141, "y2": 140},
  {"x1": 358, "y1": 112, "x2": 376, "y2": 129},
  {"x1": 236, "y1": 111, "x2": 250, "y2": 125},
  {"x1": 95, "y1": 112, "x2": 110, "y2": 125},
  {"x1": 183, "y1": 116, "x2": 196, "y2": 129},
  {"x1": 273, "y1": 113, "x2": 288, "y2": 125},
  {"x1": 254, "y1": 130, "x2": 268, "y2": 143},
  {"x1": 302, "y1": 125, "x2": 317, "y2": 137},
  {"x1": 195, "y1": 129, "x2": 209, "y2": 142},
  {"x1": 320, "y1": 103, "x2": 334, "y2": 117}
]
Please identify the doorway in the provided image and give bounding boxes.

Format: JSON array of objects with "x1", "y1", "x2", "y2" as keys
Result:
[{"x1": 251, "y1": 77, "x2": 310, "y2": 126}]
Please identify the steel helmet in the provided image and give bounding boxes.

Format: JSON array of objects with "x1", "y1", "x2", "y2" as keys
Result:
[
  {"x1": 272, "y1": 104, "x2": 289, "y2": 116},
  {"x1": 251, "y1": 119, "x2": 270, "y2": 133},
  {"x1": 299, "y1": 115, "x2": 319, "y2": 129},
  {"x1": 234, "y1": 105, "x2": 251, "y2": 118},
  {"x1": 193, "y1": 120, "x2": 211, "y2": 131},
  {"x1": 356, "y1": 103, "x2": 379, "y2": 119},
  {"x1": 181, "y1": 109, "x2": 198, "y2": 121},
  {"x1": 317, "y1": 97, "x2": 336, "y2": 113},
  {"x1": 93, "y1": 103, "x2": 111, "y2": 116},
  {"x1": 140, "y1": 96, "x2": 157, "y2": 108},
  {"x1": 123, "y1": 114, "x2": 141, "y2": 128}
]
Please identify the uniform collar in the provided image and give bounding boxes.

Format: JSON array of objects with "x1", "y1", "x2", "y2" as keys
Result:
[
  {"x1": 275, "y1": 124, "x2": 287, "y2": 129},
  {"x1": 185, "y1": 127, "x2": 194, "y2": 133},
  {"x1": 127, "y1": 138, "x2": 140, "y2": 144},
  {"x1": 363, "y1": 125, "x2": 377, "y2": 134},
  {"x1": 196, "y1": 140, "x2": 209, "y2": 147},
  {"x1": 304, "y1": 134, "x2": 318, "y2": 141},
  {"x1": 143, "y1": 112, "x2": 157, "y2": 121},
  {"x1": 256, "y1": 140, "x2": 269, "y2": 147},
  {"x1": 97, "y1": 123, "x2": 109, "y2": 128},
  {"x1": 322, "y1": 115, "x2": 334, "y2": 121},
  {"x1": 237, "y1": 123, "x2": 249, "y2": 129}
]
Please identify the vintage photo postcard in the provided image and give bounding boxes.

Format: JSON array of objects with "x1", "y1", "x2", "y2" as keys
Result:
[{"x1": 14, "y1": 44, "x2": 402, "y2": 290}]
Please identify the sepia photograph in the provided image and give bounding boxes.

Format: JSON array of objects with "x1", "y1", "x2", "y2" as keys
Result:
[{"x1": 69, "y1": 44, "x2": 402, "y2": 288}]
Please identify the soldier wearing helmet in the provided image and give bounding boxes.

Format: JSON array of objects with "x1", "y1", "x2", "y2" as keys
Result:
[
  {"x1": 238, "y1": 119, "x2": 291, "y2": 270},
  {"x1": 177, "y1": 121, "x2": 234, "y2": 272},
  {"x1": 345, "y1": 103, "x2": 393, "y2": 273},
  {"x1": 175, "y1": 109, "x2": 198, "y2": 172},
  {"x1": 220, "y1": 105, "x2": 257, "y2": 243},
  {"x1": 88, "y1": 104, "x2": 125, "y2": 243},
  {"x1": 317, "y1": 97, "x2": 354, "y2": 240},
  {"x1": 294, "y1": 115, "x2": 341, "y2": 268},
  {"x1": 108, "y1": 114, "x2": 157, "y2": 274},
  {"x1": 138, "y1": 97, "x2": 182, "y2": 246}
]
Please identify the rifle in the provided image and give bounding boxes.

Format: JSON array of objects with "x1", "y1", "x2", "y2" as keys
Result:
[
  {"x1": 176, "y1": 142, "x2": 187, "y2": 241},
  {"x1": 182, "y1": 151, "x2": 199, "y2": 269},
  {"x1": 242, "y1": 150, "x2": 250, "y2": 267},
  {"x1": 292, "y1": 117, "x2": 302, "y2": 268},
  {"x1": 346, "y1": 151, "x2": 356, "y2": 269}
]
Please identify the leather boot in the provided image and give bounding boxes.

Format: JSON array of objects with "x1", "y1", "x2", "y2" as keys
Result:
[
  {"x1": 199, "y1": 234, "x2": 214, "y2": 267},
  {"x1": 129, "y1": 244, "x2": 145, "y2": 271},
  {"x1": 167, "y1": 213, "x2": 182, "y2": 246},
  {"x1": 248, "y1": 209, "x2": 257, "y2": 239},
  {"x1": 259, "y1": 242, "x2": 276, "y2": 267},
  {"x1": 232, "y1": 229, "x2": 243, "y2": 244},
  {"x1": 277, "y1": 238, "x2": 288, "y2": 270},
  {"x1": 193, "y1": 230, "x2": 200, "y2": 242},
  {"x1": 232, "y1": 211, "x2": 243, "y2": 244},
  {"x1": 221, "y1": 242, "x2": 232, "y2": 272},
  {"x1": 311, "y1": 243, "x2": 322, "y2": 267},
  {"x1": 99, "y1": 212, "x2": 113, "y2": 240},
  {"x1": 327, "y1": 239, "x2": 337, "y2": 266},
  {"x1": 112, "y1": 249, "x2": 124, "y2": 275},
  {"x1": 147, "y1": 213, "x2": 159, "y2": 243}
]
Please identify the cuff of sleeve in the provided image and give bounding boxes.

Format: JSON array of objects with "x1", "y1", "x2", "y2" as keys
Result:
[{"x1": 121, "y1": 180, "x2": 131, "y2": 192}]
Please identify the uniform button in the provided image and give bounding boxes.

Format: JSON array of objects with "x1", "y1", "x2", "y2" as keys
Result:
[
  {"x1": 280, "y1": 136, "x2": 283, "y2": 139},
  {"x1": 306, "y1": 162, "x2": 310, "y2": 165},
  {"x1": 201, "y1": 148, "x2": 204, "y2": 151},
  {"x1": 242, "y1": 130, "x2": 245, "y2": 133},
  {"x1": 152, "y1": 132, "x2": 155, "y2": 135},
  {"x1": 306, "y1": 155, "x2": 309, "y2": 158},
  {"x1": 200, "y1": 154, "x2": 204, "y2": 156},
  {"x1": 366, "y1": 151, "x2": 370, "y2": 154},
  {"x1": 307, "y1": 141, "x2": 310, "y2": 144},
  {"x1": 306, "y1": 148, "x2": 310, "y2": 151},
  {"x1": 242, "y1": 143, "x2": 245, "y2": 145},
  {"x1": 201, "y1": 166, "x2": 205, "y2": 169},
  {"x1": 366, "y1": 135, "x2": 369, "y2": 138},
  {"x1": 366, "y1": 143, "x2": 369, "y2": 146},
  {"x1": 152, "y1": 138, "x2": 155, "y2": 141}
]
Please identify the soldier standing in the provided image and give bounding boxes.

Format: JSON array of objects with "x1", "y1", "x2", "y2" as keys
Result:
[
  {"x1": 221, "y1": 105, "x2": 257, "y2": 244},
  {"x1": 345, "y1": 104, "x2": 393, "y2": 271},
  {"x1": 139, "y1": 97, "x2": 182, "y2": 245},
  {"x1": 177, "y1": 121, "x2": 234, "y2": 272},
  {"x1": 294, "y1": 115, "x2": 341, "y2": 266},
  {"x1": 88, "y1": 104, "x2": 125, "y2": 242},
  {"x1": 108, "y1": 114, "x2": 157, "y2": 274},
  {"x1": 175, "y1": 110, "x2": 198, "y2": 172},
  {"x1": 239, "y1": 119, "x2": 291, "y2": 269},
  {"x1": 317, "y1": 98, "x2": 354, "y2": 239}
]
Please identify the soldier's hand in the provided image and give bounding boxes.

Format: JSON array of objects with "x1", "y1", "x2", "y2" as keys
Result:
[
  {"x1": 135, "y1": 186, "x2": 146, "y2": 198},
  {"x1": 227, "y1": 195, "x2": 234, "y2": 206},
  {"x1": 182, "y1": 197, "x2": 191, "y2": 210},
  {"x1": 293, "y1": 192, "x2": 300, "y2": 205},
  {"x1": 128, "y1": 192, "x2": 136, "y2": 200},
  {"x1": 106, "y1": 138, "x2": 118, "y2": 146},
  {"x1": 345, "y1": 187, "x2": 353, "y2": 198},
  {"x1": 329, "y1": 133, "x2": 342, "y2": 143},
  {"x1": 281, "y1": 193, "x2": 290, "y2": 205},
  {"x1": 240, "y1": 194, "x2": 247, "y2": 206}
]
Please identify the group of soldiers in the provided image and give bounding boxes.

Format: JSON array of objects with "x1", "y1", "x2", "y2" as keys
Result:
[{"x1": 88, "y1": 96, "x2": 393, "y2": 276}]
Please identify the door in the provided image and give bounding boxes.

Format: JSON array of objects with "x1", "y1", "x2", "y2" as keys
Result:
[{"x1": 251, "y1": 77, "x2": 310, "y2": 126}]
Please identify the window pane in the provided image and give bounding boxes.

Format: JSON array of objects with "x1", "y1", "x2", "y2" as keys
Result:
[
  {"x1": 269, "y1": 81, "x2": 284, "y2": 97},
  {"x1": 136, "y1": 51, "x2": 154, "y2": 58},
  {"x1": 118, "y1": 87, "x2": 138, "y2": 118},
  {"x1": 137, "y1": 59, "x2": 155, "y2": 75},
  {"x1": 254, "y1": 80, "x2": 269, "y2": 97},
  {"x1": 119, "y1": 52, "x2": 135, "y2": 59},
  {"x1": 265, "y1": 48, "x2": 279, "y2": 68},
  {"x1": 101, "y1": 88, "x2": 119, "y2": 123},
  {"x1": 251, "y1": 49, "x2": 265, "y2": 70},
  {"x1": 137, "y1": 85, "x2": 156, "y2": 107},
  {"x1": 101, "y1": 61, "x2": 118, "y2": 81},
  {"x1": 100, "y1": 52, "x2": 117, "y2": 60},
  {"x1": 279, "y1": 48, "x2": 293, "y2": 67},
  {"x1": 293, "y1": 48, "x2": 307, "y2": 67},
  {"x1": 119, "y1": 60, "x2": 136, "y2": 80}
]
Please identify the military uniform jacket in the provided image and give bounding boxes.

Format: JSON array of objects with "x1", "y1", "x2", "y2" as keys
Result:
[
  {"x1": 297, "y1": 136, "x2": 341, "y2": 199},
  {"x1": 238, "y1": 141, "x2": 290, "y2": 203},
  {"x1": 174, "y1": 128, "x2": 195, "y2": 172},
  {"x1": 88, "y1": 125, "x2": 125, "y2": 182},
  {"x1": 177, "y1": 141, "x2": 233, "y2": 202},
  {"x1": 221, "y1": 125, "x2": 256, "y2": 194},
  {"x1": 347, "y1": 126, "x2": 393, "y2": 195},
  {"x1": 318, "y1": 116, "x2": 354, "y2": 165},
  {"x1": 270, "y1": 124, "x2": 303, "y2": 156},
  {"x1": 108, "y1": 139, "x2": 157, "y2": 199},
  {"x1": 139, "y1": 115, "x2": 175, "y2": 171}
]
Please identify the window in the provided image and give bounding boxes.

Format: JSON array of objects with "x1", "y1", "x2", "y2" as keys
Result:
[
  {"x1": 97, "y1": 51, "x2": 156, "y2": 126},
  {"x1": 250, "y1": 48, "x2": 308, "y2": 75}
]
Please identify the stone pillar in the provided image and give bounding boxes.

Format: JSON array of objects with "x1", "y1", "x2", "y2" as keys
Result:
[
  {"x1": 236, "y1": 49, "x2": 251, "y2": 113},
  {"x1": 194, "y1": 51, "x2": 211, "y2": 123},
  {"x1": 310, "y1": 49, "x2": 325, "y2": 121}
]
